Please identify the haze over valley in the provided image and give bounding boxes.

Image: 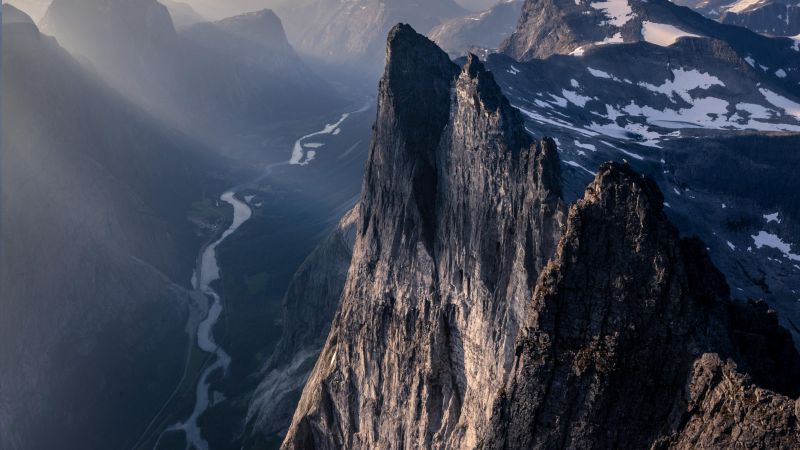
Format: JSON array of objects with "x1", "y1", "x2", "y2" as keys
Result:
[{"x1": 2, "y1": 1, "x2": 799, "y2": 449}]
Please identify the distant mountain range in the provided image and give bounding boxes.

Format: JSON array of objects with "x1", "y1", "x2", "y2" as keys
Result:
[
  {"x1": 430, "y1": 0, "x2": 524, "y2": 56},
  {"x1": 39, "y1": 0, "x2": 343, "y2": 150},
  {"x1": 261, "y1": 0, "x2": 469, "y2": 76}
]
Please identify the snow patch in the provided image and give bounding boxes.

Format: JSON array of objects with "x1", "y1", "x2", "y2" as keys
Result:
[
  {"x1": 638, "y1": 68, "x2": 724, "y2": 103},
  {"x1": 752, "y1": 231, "x2": 800, "y2": 261},
  {"x1": 574, "y1": 140, "x2": 597, "y2": 151},
  {"x1": 590, "y1": 0, "x2": 636, "y2": 27},
  {"x1": 562, "y1": 89, "x2": 592, "y2": 107},
  {"x1": 564, "y1": 160, "x2": 597, "y2": 175},
  {"x1": 641, "y1": 21, "x2": 700, "y2": 47},
  {"x1": 759, "y1": 88, "x2": 800, "y2": 119},
  {"x1": 588, "y1": 67, "x2": 614, "y2": 79},
  {"x1": 726, "y1": 0, "x2": 766, "y2": 13}
]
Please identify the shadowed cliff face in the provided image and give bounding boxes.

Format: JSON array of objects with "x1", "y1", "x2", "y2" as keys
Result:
[
  {"x1": 281, "y1": 24, "x2": 565, "y2": 449},
  {"x1": 244, "y1": 206, "x2": 360, "y2": 442},
  {"x1": 483, "y1": 163, "x2": 800, "y2": 449}
]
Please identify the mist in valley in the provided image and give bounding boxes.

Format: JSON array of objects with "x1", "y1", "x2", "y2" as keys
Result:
[{"x1": 2, "y1": 0, "x2": 800, "y2": 449}]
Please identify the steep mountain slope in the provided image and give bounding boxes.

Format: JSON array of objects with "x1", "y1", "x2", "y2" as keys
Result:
[
  {"x1": 264, "y1": 0, "x2": 468, "y2": 76},
  {"x1": 40, "y1": 0, "x2": 342, "y2": 149},
  {"x1": 282, "y1": 24, "x2": 565, "y2": 449},
  {"x1": 179, "y1": 9, "x2": 341, "y2": 137},
  {"x1": 429, "y1": 0, "x2": 524, "y2": 57},
  {"x1": 3, "y1": 2, "x2": 37, "y2": 24},
  {"x1": 161, "y1": 0, "x2": 207, "y2": 29},
  {"x1": 40, "y1": 0, "x2": 182, "y2": 113},
  {"x1": 483, "y1": 163, "x2": 800, "y2": 449},
  {"x1": 0, "y1": 8, "x2": 221, "y2": 450},
  {"x1": 245, "y1": 206, "x2": 359, "y2": 444},
  {"x1": 673, "y1": 0, "x2": 800, "y2": 37},
  {"x1": 720, "y1": 1, "x2": 800, "y2": 36},
  {"x1": 501, "y1": 0, "x2": 800, "y2": 93}
]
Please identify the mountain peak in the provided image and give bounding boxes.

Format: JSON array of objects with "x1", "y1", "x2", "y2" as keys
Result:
[
  {"x1": 587, "y1": 161, "x2": 665, "y2": 214},
  {"x1": 282, "y1": 25, "x2": 565, "y2": 449},
  {"x1": 482, "y1": 161, "x2": 800, "y2": 449},
  {"x1": 3, "y1": 4, "x2": 36, "y2": 26}
]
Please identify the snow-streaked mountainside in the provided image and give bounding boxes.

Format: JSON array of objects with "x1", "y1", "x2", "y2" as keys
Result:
[
  {"x1": 429, "y1": 0, "x2": 524, "y2": 57},
  {"x1": 721, "y1": 1, "x2": 800, "y2": 36},
  {"x1": 474, "y1": 0, "x2": 800, "y2": 344},
  {"x1": 503, "y1": 0, "x2": 800, "y2": 89},
  {"x1": 486, "y1": 46, "x2": 800, "y2": 342},
  {"x1": 673, "y1": 0, "x2": 800, "y2": 37}
]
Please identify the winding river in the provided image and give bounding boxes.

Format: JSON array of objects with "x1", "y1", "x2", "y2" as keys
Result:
[
  {"x1": 146, "y1": 101, "x2": 372, "y2": 450},
  {"x1": 169, "y1": 191, "x2": 253, "y2": 450}
]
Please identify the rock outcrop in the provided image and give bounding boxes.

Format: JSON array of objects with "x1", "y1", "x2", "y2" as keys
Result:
[
  {"x1": 281, "y1": 24, "x2": 565, "y2": 449},
  {"x1": 483, "y1": 163, "x2": 800, "y2": 449}
]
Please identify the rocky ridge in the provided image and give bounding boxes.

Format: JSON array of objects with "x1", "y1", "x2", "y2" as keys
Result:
[{"x1": 483, "y1": 162, "x2": 800, "y2": 449}]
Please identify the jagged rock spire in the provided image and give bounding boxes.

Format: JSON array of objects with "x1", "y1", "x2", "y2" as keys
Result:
[{"x1": 282, "y1": 24, "x2": 564, "y2": 449}]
